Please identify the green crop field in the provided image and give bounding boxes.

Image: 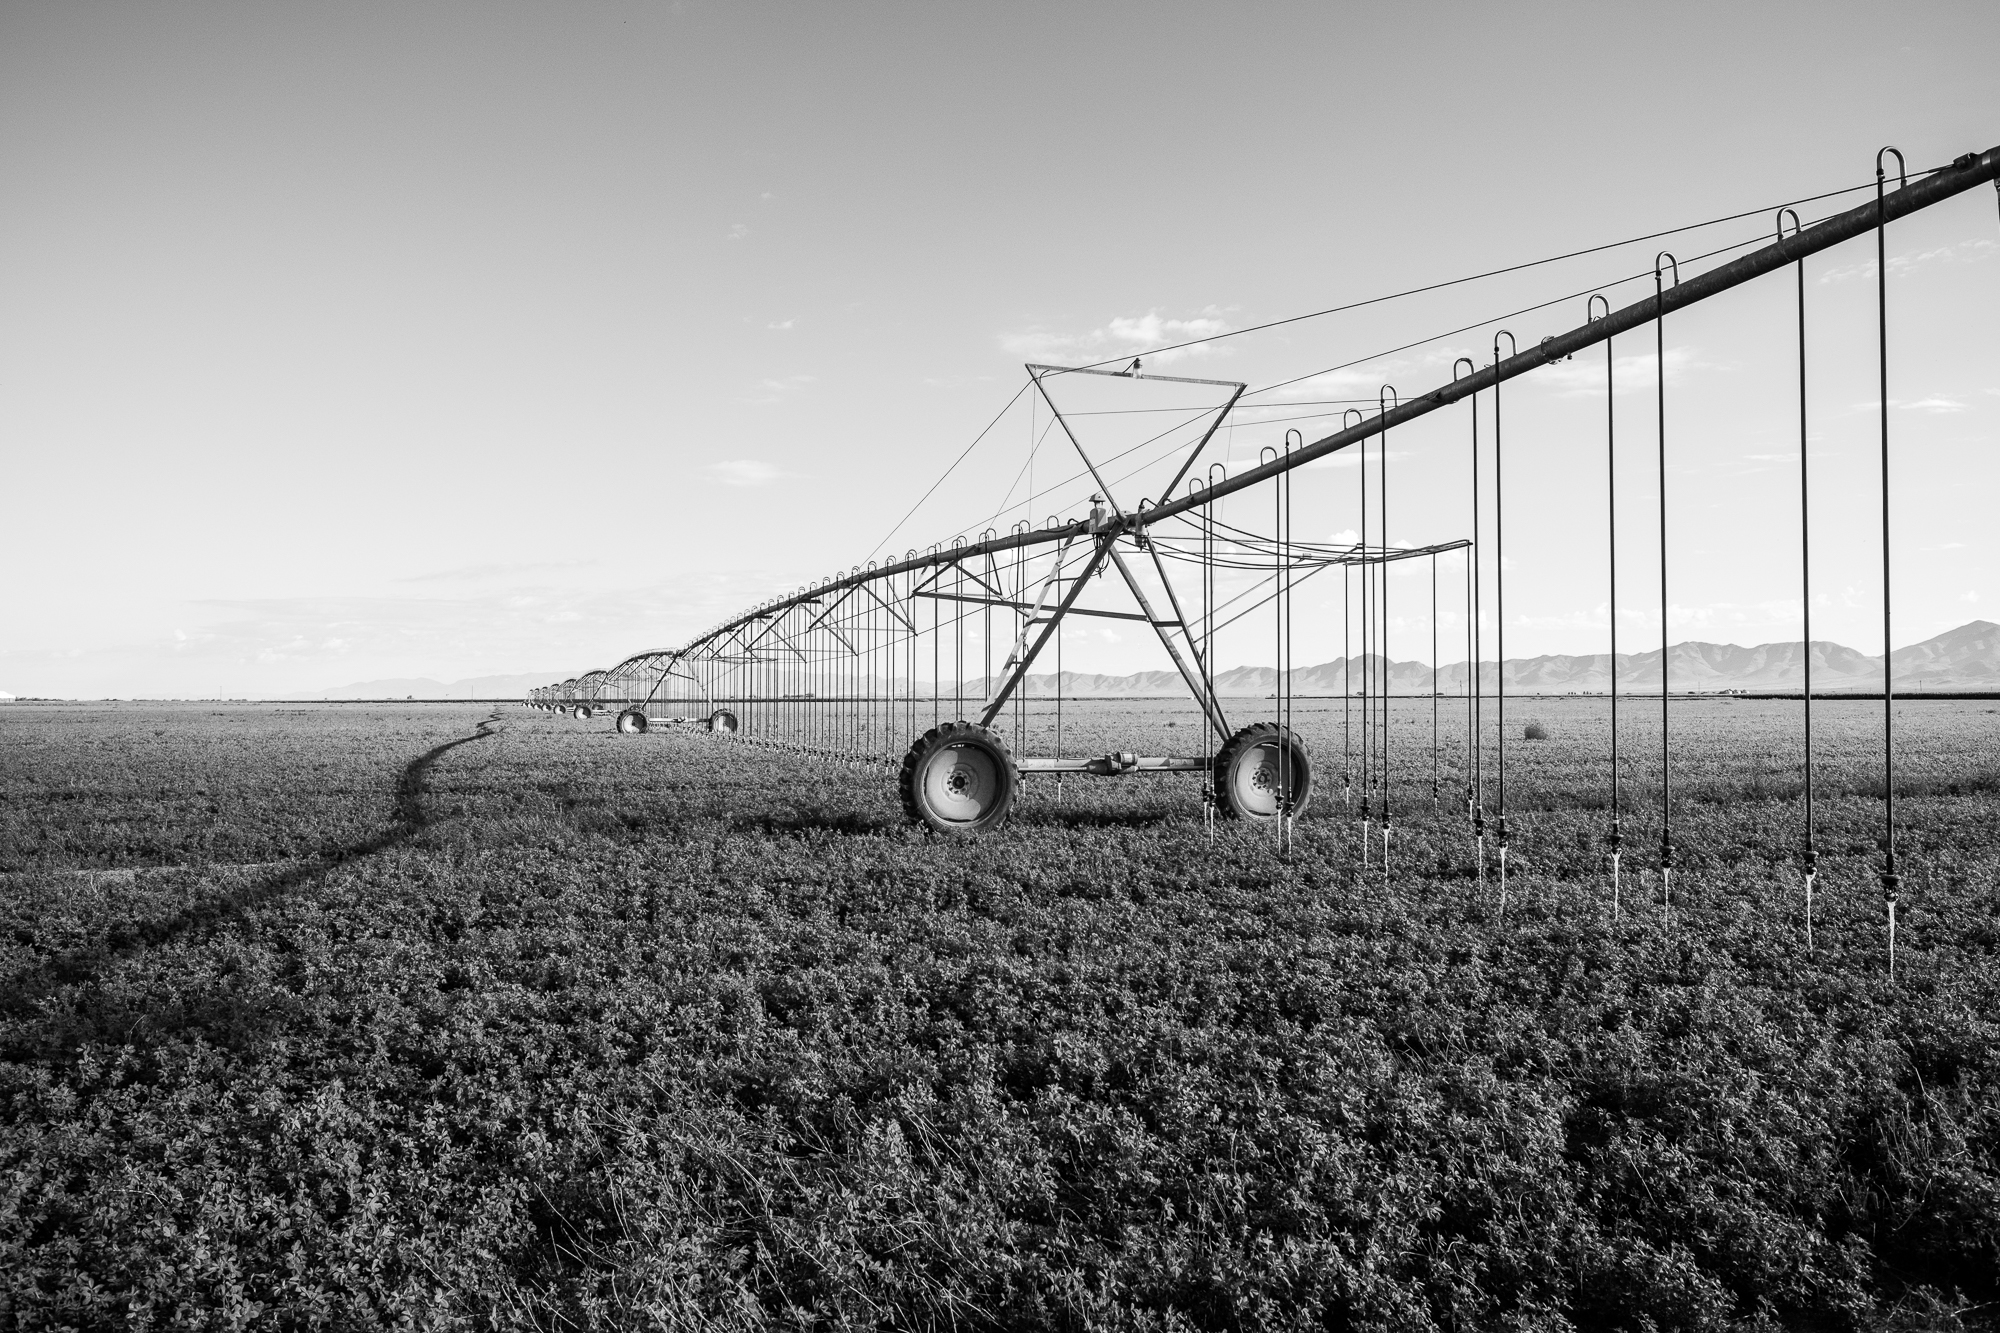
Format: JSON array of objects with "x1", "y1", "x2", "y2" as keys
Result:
[{"x1": 3, "y1": 699, "x2": 1997, "y2": 1329}]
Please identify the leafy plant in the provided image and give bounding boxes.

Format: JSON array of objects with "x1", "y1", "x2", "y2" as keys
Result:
[{"x1": 2, "y1": 698, "x2": 1997, "y2": 1329}]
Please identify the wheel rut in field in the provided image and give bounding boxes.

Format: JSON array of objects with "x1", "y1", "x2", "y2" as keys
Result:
[{"x1": 0, "y1": 711, "x2": 505, "y2": 1031}]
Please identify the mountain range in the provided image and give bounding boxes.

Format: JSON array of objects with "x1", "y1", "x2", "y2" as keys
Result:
[
  {"x1": 979, "y1": 621, "x2": 2000, "y2": 697},
  {"x1": 314, "y1": 622, "x2": 2000, "y2": 700}
]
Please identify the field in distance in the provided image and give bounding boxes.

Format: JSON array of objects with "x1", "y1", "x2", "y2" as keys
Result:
[{"x1": 2, "y1": 699, "x2": 1997, "y2": 1328}]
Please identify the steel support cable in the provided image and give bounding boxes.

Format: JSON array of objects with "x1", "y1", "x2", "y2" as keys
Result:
[
  {"x1": 1153, "y1": 510, "x2": 1364, "y2": 555},
  {"x1": 1053, "y1": 174, "x2": 1920, "y2": 375},
  {"x1": 960, "y1": 401, "x2": 1227, "y2": 537},
  {"x1": 999, "y1": 263, "x2": 1685, "y2": 541},
  {"x1": 995, "y1": 409, "x2": 1063, "y2": 535},
  {"x1": 1147, "y1": 532, "x2": 1375, "y2": 570},
  {"x1": 1241, "y1": 222, "x2": 1806, "y2": 411},
  {"x1": 1191, "y1": 544, "x2": 1457, "y2": 640},
  {"x1": 868, "y1": 383, "x2": 1030, "y2": 562},
  {"x1": 1877, "y1": 148, "x2": 1905, "y2": 981},
  {"x1": 1063, "y1": 397, "x2": 1382, "y2": 417},
  {"x1": 964, "y1": 223, "x2": 1789, "y2": 545},
  {"x1": 1141, "y1": 151, "x2": 2000, "y2": 582}
]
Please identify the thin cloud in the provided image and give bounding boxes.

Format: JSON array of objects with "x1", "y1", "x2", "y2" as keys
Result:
[
  {"x1": 1845, "y1": 395, "x2": 1972, "y2": 416},
  {"x1": 705, "y1": 459, "x2": 787, "y2": 487},
  {"x1": 396, "y1": 558, "x2": 600, "y2": 585},
  {"x1": 740, "y1": 374, "x2": 816, "y2": 405},
  {"x1": 999, "y1": 308, "x2": 1233, "y2": 366},
  {"x1": 1818, "y1": 237, "x2": 1996, "y2": 284},
  {"x1": 1534, "y1": 346, "x2": 1701, "y2": 396}
]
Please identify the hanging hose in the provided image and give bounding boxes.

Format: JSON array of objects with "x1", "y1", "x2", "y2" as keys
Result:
[
  {"x1": 1589, "y1": 292, "x2": 1623, "y2": 915},
  {"x1": 1464, "y1": 547, "x2": 1474, "y2": 828},
  {"x1": 1655, "y1": 254, "x2": 1679, "y2": 910},
  {"x1": 1380, "y1": 388, "x2": 1396, "y2": 877},
  {"x1": 1453, "y1": 358, "x2": 1480, "y2": 857},
  {"x1": 1343, "y1": 409, "x2": 1365, "y2": 828},
  {"x1": 1201, "y1": 472, "x2": 1220, "y2": 833},
  {"x1": 1779, "y1": 206, "x2": 1818, "y2": 948},
  {"x1": 1344, "y1": 562, "x2": 1353, "y2": 815},
  {"x1": 1283, "y1": 434, "x2": 1298, "y2": 852},
  {"x1": 1877, "y1": 147, "x2": 1905, "y2": 980},
  {"x1": 1493, "y1": 331, "x2": 1517, "y2": 914},
  {"x1": 1355, "y1": 411, "x2": 1372, "y2": 866},
  {"x1": 1431, "y1": 551, "x2": 1440, "y2": 816}
]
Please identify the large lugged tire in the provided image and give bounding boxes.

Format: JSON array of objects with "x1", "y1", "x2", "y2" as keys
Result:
[
  {"x1": 617, "y1": 709, "x2": 647, "y2": 734},
  {"x1": 571, "y1": 705, "x2": 590, "y2": 721},
  {"x1": 899, "y1": 721, "x2": 1020, "y2": 834},
  {"x1": 708, "y1": 709, "x2": 739, "y2": 734},
  {"x1": 1214, "y1": 722, "x2": 1313, "y2": 820}
]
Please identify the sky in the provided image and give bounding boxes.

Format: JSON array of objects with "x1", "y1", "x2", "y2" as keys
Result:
[{"x1": 2, "y1": 0, "x2": 1996, "y2": 698}]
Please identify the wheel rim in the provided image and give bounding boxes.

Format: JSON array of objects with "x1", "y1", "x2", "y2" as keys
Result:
[
  {"x1": 1228, "y1": 740, "x2": 1288, "y2": 817},
  {"x1": 922, "y1": 742, "x2": 999, "y2": 825}
]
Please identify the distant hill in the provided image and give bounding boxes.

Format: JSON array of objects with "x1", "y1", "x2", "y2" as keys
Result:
[
  {"x1": 988, "y1": 621, "x2": 2000, "y2": 696},
  {"x1": 310, "y1": 672, "x2": 567, "y2": 700},
  {"x1": 357, "y1": 622, "x2": 2000, "y2": 702}
]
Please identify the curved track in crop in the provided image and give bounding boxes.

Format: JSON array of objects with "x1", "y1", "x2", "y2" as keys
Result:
[{"x1": 0, "y1": 711, "x2": 504, "y2": 1033}]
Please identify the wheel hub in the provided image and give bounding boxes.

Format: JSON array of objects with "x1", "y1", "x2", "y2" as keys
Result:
[{"x1": 922, "y1": 742, "x2": 997, "y2": 823}]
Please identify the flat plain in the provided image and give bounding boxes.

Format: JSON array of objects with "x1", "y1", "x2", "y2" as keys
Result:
[{"x1": 2, "y1": 698, "x2": 1997, "y2": 1329}]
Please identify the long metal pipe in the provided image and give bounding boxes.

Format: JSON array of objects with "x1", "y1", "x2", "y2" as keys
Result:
[
  {"x1": 573, "y1": 146, "x2": 2000, "y2": 673},
  {"x1": 1147, "y1": 145, "x2": 2000, "y2": 526}
]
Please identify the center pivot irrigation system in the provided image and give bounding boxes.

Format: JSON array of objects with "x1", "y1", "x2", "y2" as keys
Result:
[
  {"x1": 532, "y1": 357, "x2": 1467, "y2": 836},
  {"x1": 533, "y1": 147, "x2": 2000, "y2": 897}
]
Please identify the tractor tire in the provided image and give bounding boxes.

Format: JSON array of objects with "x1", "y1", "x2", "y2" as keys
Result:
[
  {"x1": 899, "y1": 721, "x2": 1019, "y2": 835},
  {"x1": 572, "y1": 705, "x2": 590, "y2": 721},
  {"x1": 617, "y1": 709, "x2": 648, "y2": 734},
  {"x1": 707, "y1": 709, "x2": 739, "y2": 735},
  {"x1": 1214, "y1": 722, "x2": 1313, "y2": 821}
]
